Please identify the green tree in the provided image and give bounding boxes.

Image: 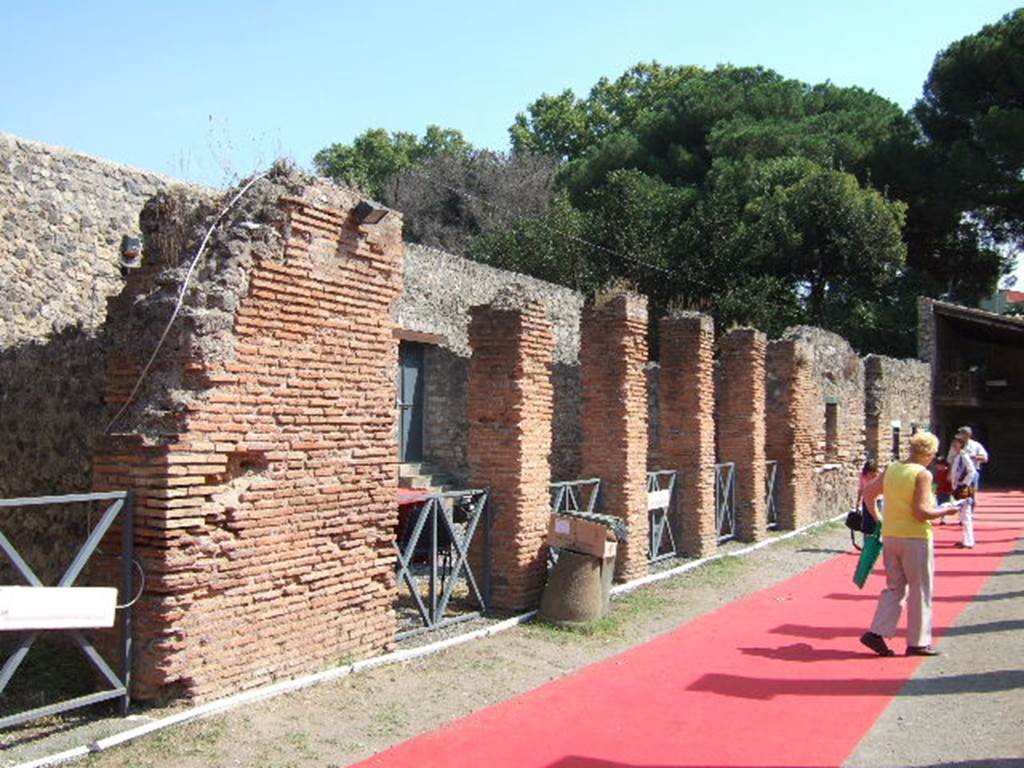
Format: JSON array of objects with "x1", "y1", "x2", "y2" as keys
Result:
[
  {"x1": 313, "y1": 125, "x2": 471, "y2": 198},
  {"x1": 492, "y1": 64, "x2": 915, "y2": 352},
  {"x1": 914, "y1": 9, "x2": 1024, "y2": 243}
]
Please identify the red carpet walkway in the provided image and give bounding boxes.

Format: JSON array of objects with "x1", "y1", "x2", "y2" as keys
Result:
[{"x1": 355, "y1": 491, "x2": 1024, "y2": 768}]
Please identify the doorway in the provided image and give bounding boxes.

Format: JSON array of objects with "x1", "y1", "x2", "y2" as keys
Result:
[{"x1": 398, "y1": 342, "x2": 425, "y2": 462}]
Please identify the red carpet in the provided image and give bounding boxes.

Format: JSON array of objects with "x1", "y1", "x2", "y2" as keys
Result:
[{"x1": 355, "y1": 491, "x2": 1024, "y2": 768}]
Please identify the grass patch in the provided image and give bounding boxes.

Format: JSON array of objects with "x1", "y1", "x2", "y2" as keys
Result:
[
  {"x1": 366, "y1": 703, "x2": 408, "y2": 738},
  {"x1": 527, "y1": 590, "x2": 669, "y2": 641}
]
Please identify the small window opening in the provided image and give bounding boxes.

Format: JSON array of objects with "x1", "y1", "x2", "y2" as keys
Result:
[{"x1": 825, "y1": 402, "x2": 839, "y2": 462}]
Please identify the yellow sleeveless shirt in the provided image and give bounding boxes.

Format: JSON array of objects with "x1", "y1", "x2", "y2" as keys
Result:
[{"x1": 881, "y1": 461, "x2": 933, "y2": 540}]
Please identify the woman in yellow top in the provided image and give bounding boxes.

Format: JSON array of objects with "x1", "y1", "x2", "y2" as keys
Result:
[{"x1": 859, "y1": 431, "x2": 957, "y2": 657}]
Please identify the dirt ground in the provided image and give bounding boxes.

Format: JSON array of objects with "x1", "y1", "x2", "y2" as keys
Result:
[{"x1": 4, "y1": 520, "x2": 1021, "y2": 767}]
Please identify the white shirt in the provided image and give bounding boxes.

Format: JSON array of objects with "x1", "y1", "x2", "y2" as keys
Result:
[
  {"x1": 950, "y1": 451, "x2": 977, "y2": 488},
  {"x1": 947, "y1": 438, "x2": 989, "y2": 467}
]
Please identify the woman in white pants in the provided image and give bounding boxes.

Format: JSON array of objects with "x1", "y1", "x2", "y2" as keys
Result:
[{"x1": 949, "y1": 436, "x2": 977, "y2": 548}]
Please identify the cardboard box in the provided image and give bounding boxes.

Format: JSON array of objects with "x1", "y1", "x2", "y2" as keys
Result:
[{"x1": 548, "y1": 514, "x2": 618, "y2": 558}]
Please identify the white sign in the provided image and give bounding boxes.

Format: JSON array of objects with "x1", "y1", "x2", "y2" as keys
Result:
[
  {"x1": 647, "y1": 489, "x2": 671, "y2": 511},
  {"x1": 0, "y1": 587, "x2": 117, "y2": 631}
]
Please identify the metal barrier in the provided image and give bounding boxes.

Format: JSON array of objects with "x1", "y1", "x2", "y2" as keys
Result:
[
  {"x1": 714, "y1": 463, "x2": 736, "y2": 542},
  {"x1": 550, "y1": 478, "x2": 601, "y2": 516},
  {"x1": 0, "y1": 492, "x2": 135, "y2": 730},
  {"x1": 394, "y1": 489, "x2": 490, "y2": 639},
  {"x1": 647, "y1": 471, "x2": 678, "y2": 562},
  {"x1": 547, "y1": 479, "x2": 602, "y2": 568},
  {"x1": 765, "y1": 460, "x2": 779, "y2": 530}
]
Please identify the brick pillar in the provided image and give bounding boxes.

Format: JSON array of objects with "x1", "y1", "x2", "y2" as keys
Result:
[
  {"x1": 717, "y1": 328, "x2": 768, "y2": 543},
  {"x1": 765, "y1": 340, "x2": 816, "y2": 529},
  {"x1": 467, "y1": 302, "x2": 554, "y2": 611},
  {"x1": 580, "y1": 293, "x2": 649, "y2": 582},
  {"x1": 659, "y1": 312, "x2": 717, "y2": 557}
]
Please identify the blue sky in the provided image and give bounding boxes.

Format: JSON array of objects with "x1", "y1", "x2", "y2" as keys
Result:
[{"x1": 2, "y1": 1, "x2": 1019, "y2": 278}]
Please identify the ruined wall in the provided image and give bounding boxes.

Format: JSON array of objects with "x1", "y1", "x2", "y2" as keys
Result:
[
  {"x1": 646, "y1": 363, "x2": 661, "y2": 471},
  {"x1": 0, "y1": 132, "x2": 181, "y2": 348},
  {"x1": 768, "y1": 327, "x2": 864, "y2": 523},
  {"x1": 93, "y1": 167, "x2": 403, "y2": 701},
  {"x1": 0, "y1": 134, "x2": 187, "y2": 583},
  {"x1": 398, "y1": 243, "x2": 584, "y2": 481},
  {"x1": 864, "y1": 355, "x2": 932, "y2": 462}
]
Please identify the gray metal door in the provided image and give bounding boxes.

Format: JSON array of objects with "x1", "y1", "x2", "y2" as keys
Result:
[{"x1": 398, "y1": 342, "x2": 424, "y2": 462}]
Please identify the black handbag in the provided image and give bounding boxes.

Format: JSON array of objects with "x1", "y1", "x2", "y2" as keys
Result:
[
  {"x1": 845, "y1": 508, "x2": 877, "y2": 535},
  {"x1": 953, "y1": 484, "x2": 975, "y2": 500}
]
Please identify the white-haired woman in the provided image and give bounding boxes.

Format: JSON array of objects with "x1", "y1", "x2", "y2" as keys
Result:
[{"x1": 859, "y1": 431, "x2": 957, "y2": 657}]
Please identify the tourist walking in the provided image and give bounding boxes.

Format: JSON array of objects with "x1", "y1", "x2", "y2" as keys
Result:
[
  {"x1": 947, "y1": 425, "x2": 988, "y2": 492},
  {"x1": 859, "y1": 431, "x2": 958, "y2": 657},
  {"x1": 949, "y1": 436, "x2": 978, "y2": 548}
]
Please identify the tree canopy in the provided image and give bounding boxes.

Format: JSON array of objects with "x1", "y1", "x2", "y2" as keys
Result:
[
  {"x1": 914, "y1": 9, "x2": 1024, "y2": 244},
  {"x1": 313, "y1": 14, "x2": 1021, "y2": 355},
  {"x1": 313, "y1": 125, "x2": 472, "y2": 199}
]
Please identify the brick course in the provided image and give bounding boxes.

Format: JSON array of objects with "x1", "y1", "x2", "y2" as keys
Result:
[
  {"x1": 581, "y1": 293, "x2": 650, "y2": 581},
  {"x1": 93, "y1": 169, "x2": 403, "y2": 701},
  {"x1": 466, "y1": 302, "x2": 554, "y2": 611},
  {"x1": 659, "y1": 313, "x2": 717, "y2": 556},
  {"x1": 765, "y1": 340, "x2": 816, "y2": 529},
  {"x1": 716, "y1": 328, "x2": 768, "y2": 542}
]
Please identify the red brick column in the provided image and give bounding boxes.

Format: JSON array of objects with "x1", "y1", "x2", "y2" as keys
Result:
[
  {"x1": 659, "y1": 312, "x2": 717, "y2": 557},
  {"x1": 580, "y1": 293, "x2": 649, "y2": 582},
  {"x1": 717, "y1": 328, "x2": 768, "y2": 543},
  {"x1": 765, "y1": 340, "x2": 816, "y2": 529},
  {"x1": 467, "y1": 302, "x2": 554, "y2": 611}
]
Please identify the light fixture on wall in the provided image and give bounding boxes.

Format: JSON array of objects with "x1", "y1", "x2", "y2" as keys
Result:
[
  {"x1": 354, "y1": 200, "x2": 390, "y2": 225},
  {"x1": 119, "y1": 235, "x2": 142, "y2": 270}
]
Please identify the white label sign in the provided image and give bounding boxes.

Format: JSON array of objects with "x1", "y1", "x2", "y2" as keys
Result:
[
  {"x1": 0, "y1": 587, "x2": 117, "y2": 630},
  {"x1": 647, "y1": 489, "x2": 671, "y2": 511}
]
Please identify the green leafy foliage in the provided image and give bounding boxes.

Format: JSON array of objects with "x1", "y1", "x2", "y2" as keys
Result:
[
  {"x1": 914, "y1": 9, "x2": 1024, "y2": 244},
  {"x1": 313, "y1": 125, "x2": 471, "y2": 199},
  {"x1": 312, "y1": 16, "x2": 1020, "y2": 356},
  {"x1": 493, "y1": 64, "x2": 916, "y2": 352}
]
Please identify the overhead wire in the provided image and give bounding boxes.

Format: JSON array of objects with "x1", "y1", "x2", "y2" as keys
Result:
[
  {"x1": 402, "y1": 165, "x2": 680, "y2": 279},
  {"x1": 104, "y1": 170, "x2": 269, "y2": 434}
]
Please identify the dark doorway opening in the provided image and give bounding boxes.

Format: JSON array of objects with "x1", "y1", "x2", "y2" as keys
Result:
[{"x1": 398, "y1": 342, "x2": 425, "y2": 462}]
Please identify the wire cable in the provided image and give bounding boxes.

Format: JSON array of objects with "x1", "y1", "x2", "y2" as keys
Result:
[{"x1": 105, "y1": 171, "x2": 269, "y2": 434}]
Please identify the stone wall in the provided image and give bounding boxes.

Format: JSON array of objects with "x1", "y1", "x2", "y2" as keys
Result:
[
  {"x1": 0, "y1": 134, "x2": 186, "y2": 583},
  {"x1": 768, "y1": 327, "x2": 864, "y2": 524},
  {"x1": 397, "y1": 243, "x2": 584, "y2": 482},
  {"x1": 864, "y1": 355, "x2": 932, "y2": 462},
  {"x1": 93, "y1": 167, "x2": 403, "y2": 701},
  {"x1": 0, "y1": 132, "x2": 183, "y2": 348}
]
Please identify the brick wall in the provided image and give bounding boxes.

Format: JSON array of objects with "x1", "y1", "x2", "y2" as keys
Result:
[
  {"x1": 93, "y1": 167, "x2": 403, "y2": 701},
  {"x1": 765, "y1": 339, "x2": 816, "y2": 528},
  {"x1": 466, "y1": 300, "x2": 554, "y2": 611},
  {"x1": 767, "y1": 328, "x2": 864, "y2": 526},
  {"x1": 659, "y1": 312, "x2": 717, "y2": 555},
  {"x1": 398, "y1": 244, "x2": 583, "y2": 482},
  {"x1": 579, "y1": 293, "x2": 649, "y2": 580},
  {"x1": 716, "y1": 328, "x2": 768, "y2": 542}
]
